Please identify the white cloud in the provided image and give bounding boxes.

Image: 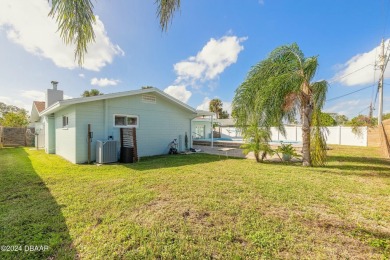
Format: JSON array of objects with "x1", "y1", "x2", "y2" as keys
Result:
[
  {"x1": 0, "y1": 96, "x2": 33, "y2": 112},
  {"x1": 326, "y1": 93, "x2": 390, "y2": 118},
  {"x1": 325, "y1": 99, "x2": 373, "y2": 119},
  {"x1": 164, "y1": 35, "x2": 246, "y2": 104},
  {"x1": 174, "y1": 35, "x2": 247, "y2": 84},
  {"x1": 79, "y1": 73, "x2": 85, "y2": 78},
  {"x1": 326, "y1": 99, "x2": 361, "y2": 115},
  {"x1": 164, "y1": 85, "x2": 192, "y2": 103},
  {"x1": 332, "y1": 39, "x2": 390, "y2": 86},
  {"x1": 0, "y1": 0, "x2": 124, "y2": 71},
  {"x1": 196, "y1": 97, "x2": 211, "y2": 111},
  {"x1": 174, "y1": 61, "x2": 206, "y2": 82},
  {"x1": 21, "y1": 90, "x2": 45, "y2": 101},
  {"x1": 91, "y1": 77, "x2": 120, "y2": 87},
  {"x1": 0, "y1": 96, "x2": 12, "y2": 104},
  {"x1": 0, "y1": 96, "x2": 27, "y2": 110},
  {"x1": 258, "y1": 0, "x2": 265, "y2": 5},
  {"x1": 1, "y1": 90, "x2": 73, "y2": 114},
  {"x1": 196, "y1": 97, "x2": 232, "y2": 114},
  {"x1": 0, "y1": 94, "x2": 37, "y2": 112},
  {"x1": 223, "y1": 101, "x2": 232, "y2": 114}
]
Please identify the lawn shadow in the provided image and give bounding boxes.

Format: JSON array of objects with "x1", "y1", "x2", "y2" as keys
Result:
[
  {"x1": 325, "y1": 155, "x2": 390, "y2": 177},
  {"x1": 121, "y1": 153, "x2": 241, "y2": 171},
  {"x1": 0, "y1": 148, "x2": 77, "y2": 259}
]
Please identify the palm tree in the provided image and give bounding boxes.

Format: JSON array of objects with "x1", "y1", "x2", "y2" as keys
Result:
[
  {"x1": 81, "y1": 89, "x2": 103, "y2": 97},
  {"x1": 209, "y1": 99, "x2": 223, "y2": 119},
  {"x1": 240, "y1": 123, "x2": 273, "y2": 163},
  {"x1": 49, "y1": 0, "x2": 180, "y2": 66},
  {"x1": 233, "y1": 43, "x2": 328, "y2": 166}
]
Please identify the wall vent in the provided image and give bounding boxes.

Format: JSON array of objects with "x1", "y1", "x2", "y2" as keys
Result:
[
  {"x1": 141, "y1": 94, "x2": 156, "y2": 104},
  {"x1": 96, "y1": 140, "x2": 117, "y2": 163}
]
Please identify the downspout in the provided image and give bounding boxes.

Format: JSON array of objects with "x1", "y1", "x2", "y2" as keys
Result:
[
  {"x1": 104, "y1": 100, "x2": 108, "y2": 139},
  {"x1": 190, "y1": 119, "x2": 193, "y2": 149},
  {"x1": 211, "y1": 115, "x2": 214, "y2": 148}
]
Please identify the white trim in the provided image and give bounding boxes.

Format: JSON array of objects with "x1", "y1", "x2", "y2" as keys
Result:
[
  {"x1": 196, "y1": 110, "x2": 215, "y2": 117},
  {"x1": 113, "y1": 114, "x2": 139, "y2": 128},
  {"x1": 30, "y1": 102, "x2": 44, "y2": 123},
  {"x1": 39, "y1": 87, "x2": 197, "y2": 117}
]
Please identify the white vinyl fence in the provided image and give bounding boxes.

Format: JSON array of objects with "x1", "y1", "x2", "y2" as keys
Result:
[{"x1": 220, "y1": 126, "x2": 368, "y2": 147}]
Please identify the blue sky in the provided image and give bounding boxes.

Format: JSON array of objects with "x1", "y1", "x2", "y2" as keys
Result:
[{"x1": 0, "y1": 0, "x2": 389, "y2": 119}]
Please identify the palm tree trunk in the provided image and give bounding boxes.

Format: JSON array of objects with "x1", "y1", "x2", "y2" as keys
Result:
[
  {"x1": 301, "y1": 103, "x2": 313, "y2": 166},
  {"x1": 254, "y1": 152, "x2": 260, "y2": 162}
]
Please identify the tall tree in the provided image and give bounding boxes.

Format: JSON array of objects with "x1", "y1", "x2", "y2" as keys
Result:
[
  {"x1": 81, "y1": 89, "x2": 103, "y2": 97},
  {"x1": 49, "y1": 0, "x2": 180, "y2": 66},
  {"x1": 0, "y1": 111, "x2": 29, "y2": 127},
  {"x1": 219, "y1": 110, "x2": 230, "y2": 119},
  {"x1": 240, "y1": 122, "x2": 273, "y2": 163},
  {"x1": 345, "y1": 114, "x2": 377, "y2": 136},
  {"x1": 209, "y1": 99, "x2": 223, "y2": 119},
  {"x1": 382, "y1": 113, "x2": 390, "y2": 121},
  {"x1": 233, "y1": 43, "x2": 328, "y2": 167},
  {"x1": 0, "y1": 102, "x2": 27, "y2": 117},
  {"x1": 313, "y1": 112, "x2": 337, "y2": 127},
  {"x1": 346, "y1": 115, "x2": 377, "y2": 127},
  {"x1": 331, "y1": 113, "x2": 349, "y2": 126},
  {"x1": 0, "y1": 102, "x2": 28, "y2": 126}
]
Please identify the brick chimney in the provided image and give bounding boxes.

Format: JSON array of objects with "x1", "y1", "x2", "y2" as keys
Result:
[{"x1": 46, "y1": 81, "x2": 63, "y2": 108}]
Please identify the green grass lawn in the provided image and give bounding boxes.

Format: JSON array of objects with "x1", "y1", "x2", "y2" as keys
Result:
[{"x1": 0, "y1": 146, "x2": 389, "y2": 259}]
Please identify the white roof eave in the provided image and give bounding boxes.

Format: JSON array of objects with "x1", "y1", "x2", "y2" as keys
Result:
[
  {"x1": 39, "y1": 87, "x2": 197, "y2": 117},
  {"x1": 196, "y1": 110, "x2": 215, "y2": 117}
]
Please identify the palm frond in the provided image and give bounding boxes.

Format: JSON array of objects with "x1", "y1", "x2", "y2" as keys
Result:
[
  {"x1": 310, "y1": 110, "x2": 328, "y2": 166},
  {"x1": 233, "y1": 43, "x2": 329, "y2": 166},
  {"x1": 49, "y1": 0, "x2": 181, "y2": 66},
  {"x1": 49, "y1": 0, "x2": 96, "y2": 66},
  {"x1": 310, "y1": 126, "x2": 328, "y2": 166},
  {"x1": 155, "y1": 0, "x2": 181, "y2": 31},
  {"x1": 303, "y1": 57, "x2": 319, "y2": 82},
  {"x1": 311, "y1": 80, "x2": 328, "y2": 111}
]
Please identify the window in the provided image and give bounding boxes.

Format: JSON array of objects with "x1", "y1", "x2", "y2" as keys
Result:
[
  {"x1": 114, "y1": 115, "x2": 138, "y2": 128},
  {"x1": 62, "y1": 116, "x2": 68, "y2": 128},
  {"x1": 115, "y1": 116, "x2": 126, "y2": 126}
]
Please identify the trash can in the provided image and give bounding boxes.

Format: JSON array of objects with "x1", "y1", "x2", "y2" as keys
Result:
[{"x1": 120, "y1": 147, "x2": 134, "y2": 163}]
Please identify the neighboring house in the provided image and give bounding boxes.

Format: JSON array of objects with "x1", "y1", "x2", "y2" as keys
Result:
[
  {"x1": 215, "y1": 119, "x2": 242, "y2": 138},
  {"x1": 192, "y1": 118, "x2": 213, "y2": 139},
  {"x1": 192, "y1": 118, "x2": 241, "y2": 139},
  {"x1": 30, "y1": 82, "x2": 213, "y2": 163},
  {"x1": 30, "y1": 101, "x2": 46, "y2": 148}
]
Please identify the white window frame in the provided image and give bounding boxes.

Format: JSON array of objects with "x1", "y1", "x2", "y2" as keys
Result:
[
  {"x1": 113, "y1": 114, "x2": 139, "y2": 128},
  {"x1": 62, "y1": 115, "x2": 69, "y2": 128}
]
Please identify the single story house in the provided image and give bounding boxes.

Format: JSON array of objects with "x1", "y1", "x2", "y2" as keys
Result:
[{"x1": 30, "y1": 82, "x2": 214, "y2": 163}]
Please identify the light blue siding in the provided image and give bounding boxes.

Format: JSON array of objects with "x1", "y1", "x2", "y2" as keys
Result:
[
  {"x1": 54, "y1": 106, "x2": 76, "y2": 163},
  {"x1": 106, "y1": 95, "x2": 194, "y2": 157},
  {"x1": 44, "y1": 115, "x2": 56, "y2": 154},
  {"x1": 75, "y1": 100, "x2": 105, "y2": 163},
  {"x1": 70, "y1": 93, "x2": 195, "y2": 163}
]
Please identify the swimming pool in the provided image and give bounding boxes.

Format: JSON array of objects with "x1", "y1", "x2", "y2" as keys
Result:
[
  {"x1": 194, "y1": 137, "x2": 243, "y2": 142},
  {"x1": 193, "y1": 137, "x2": 301, "y2": 145}
]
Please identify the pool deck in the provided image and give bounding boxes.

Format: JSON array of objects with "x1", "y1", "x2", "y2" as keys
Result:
[
  {"x1": 193, "y1": 139, "x2": 302, "y2": 148},
  {"x1": 193, "y1": 144, "x2": 302, "y2": 162},
  {"x1": 193, "y1": 140, "x2": 243, "y2": 148}
]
